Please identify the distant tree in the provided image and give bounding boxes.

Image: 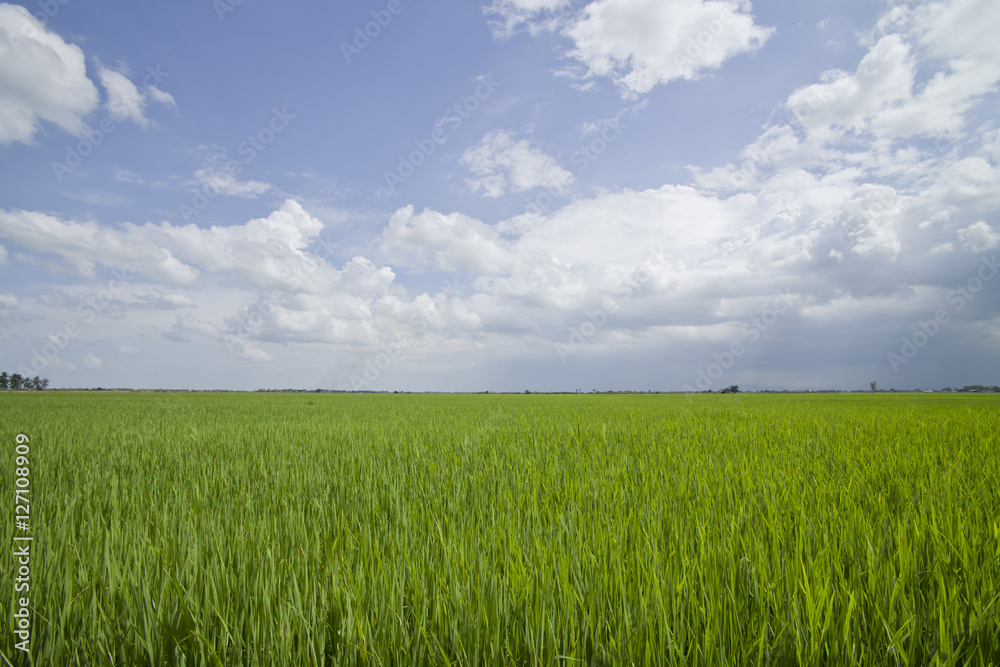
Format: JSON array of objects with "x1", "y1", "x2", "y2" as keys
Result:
[
  {"x1": 31, "y1": 376, "x2": 42, "y2": 390},
  {"x1": 41, "y1": 378, "x2": 50, "y2": 390},
  {"x1": 870, "y1": 381, "x2": 877, "y2": 392},
  {"x1": 10, "y1": 374, "x2": 24, "y2": 390},
  {"x1": 0, "y1": 372, "x2": 8, "y2": 390},
  {"x1": 720, "y1": 385, "x2": 740, "y2": 394}
]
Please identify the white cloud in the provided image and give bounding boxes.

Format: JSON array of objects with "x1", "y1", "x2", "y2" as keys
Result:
[
  {"x1": 461, "y1": 131, "x2": 574, "y2": 197},
  {"x1": 487, "y1": 0, "x2": 773, "y2": 94},
  {"x1": 564, "y1": 0, "x2": 774, "y2": 95},
  {"x1": 146, "y1": 86, "x2": 176, "y2": 107},
  {"x1": 909, "y1": 0, "x2": 1000, "y2": 64},
  {"x1": 958, "y1": 221, "x2": 1000, "y2": 251},
  {"x1": 98, "y1": 67, "x2": 176, "y2": 128},
  {"x1": 870, "y1": 0, "x2": 1000, "y2": 140},
  {"x1": 192, "y1": 166, "x2": 272, "y2": 198},
  {"x1": 484, "y1": 0, "x2": 570, "y2": 38},
  {"x1": 789, "y1": 0, "x2": 1000, "y2": 143},
  {"x1": 0, "y1": 199, "x2": 326, "y2": 288},
  {"x1": 81, "y1": 352, "x2": 102, "y2": 369},
  {"x1": 0, "y1": 208, "x2": 200, "y2": 283},
  {"x1": 787, "y1": 35, "x2": 914, "y2": 139},
  {"x1": 380, "y1": 205, "x2": 514, "y2": 274},
  {"x1": 924, "y1": 156, "x2": 1000, "y2": 210},
  {"x1": 1, "y1": 199, "x2": 413, "y2": 357},
  {"x1": 0, "y1": 3, "x2": 100, "y2": 144}
]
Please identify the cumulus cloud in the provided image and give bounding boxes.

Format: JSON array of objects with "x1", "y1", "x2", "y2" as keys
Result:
[
  {"x1": 909, "y1": 0, "x2": 1000, "y2": 65},
  {"x1": 790, "y1": 0, "x2": 1000, "y2": 144},
  {"x1": 787, "y1": 35, "x2": 914, "y2": 138},
  {"x1": 98, "y1": 67, "x2": 176, "y2": 128},
  {"x1": 461, "y1": 131, "x2": 574, "y2": 197},
  {"x1": 0, "y1": 199, "x2": 326, "y2": 287},
  {"x1": 0, "y1": 199, "x2": 413, "y2": 359},
  {"x1": 368, "y1": 13, "x2": 999, "y2": 354},
  {"x1": 564, "y1": 0, "x2": 774, "y2": 95},
  {"x1": 958, "y1": 221, "x2": 1000, "y2": 251},
  {"x1": 487, "y1": 0, "x2": 773, "y2": 94},
  {"x1": 380, "y1": 205, "x2": 514, "y2": 274},
  {"x1": 0, "y1": 208, "x2": 200, "y2": 283},
  {"x1": 0, "y1": 3, "x2": 100, "y2": 144}
]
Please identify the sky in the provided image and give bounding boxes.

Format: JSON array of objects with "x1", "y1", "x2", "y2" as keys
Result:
[{"x1": 0, "y1": 0, "x2": 998, "y2": 392}]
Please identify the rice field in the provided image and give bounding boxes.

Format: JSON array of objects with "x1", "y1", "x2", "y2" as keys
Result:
[{"x1": 1, "y1": 392, "x2": 998, "y2": 666}]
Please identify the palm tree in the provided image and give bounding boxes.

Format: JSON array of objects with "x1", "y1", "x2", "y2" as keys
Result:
[
  {"x1": 31, "y1": 376, "x2": 41, "y2": 390},
  {"x1": 41, "y1": 378, "x2": 50, "y2": 390},
  {"x1": 10, "y1": 374, "x2": 23, "y2": 391},
  {"x1": 0, "y1": 372, "x2": 8, "y2": 390}
]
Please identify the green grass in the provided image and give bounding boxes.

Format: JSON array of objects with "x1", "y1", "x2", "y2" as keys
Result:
[{"x1": 1, "y1": 392, "x2": 999, "y2": 665}]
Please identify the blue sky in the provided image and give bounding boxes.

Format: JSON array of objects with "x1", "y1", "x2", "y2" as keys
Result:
[{"x1": 1, "y1": 0, "x2": 998, "y2": 391}]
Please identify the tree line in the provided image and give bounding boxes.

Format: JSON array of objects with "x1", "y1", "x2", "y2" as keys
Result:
[{"x1": 0, "y1": 373, "x2": 50, "y2": 390}]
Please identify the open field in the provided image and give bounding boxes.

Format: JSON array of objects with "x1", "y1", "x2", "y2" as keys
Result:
[{"x1": 1, "y1": 392, "x2": 998, "y2": 665}]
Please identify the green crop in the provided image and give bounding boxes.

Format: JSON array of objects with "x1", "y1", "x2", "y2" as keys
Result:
[{"x1": 1, "y1": 392, "x2": 998, "y2": 665}]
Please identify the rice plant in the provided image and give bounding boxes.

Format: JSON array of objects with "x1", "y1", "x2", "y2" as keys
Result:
[{"x1": 1, "y1": 392, "x2": 998, "y2": 665}]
